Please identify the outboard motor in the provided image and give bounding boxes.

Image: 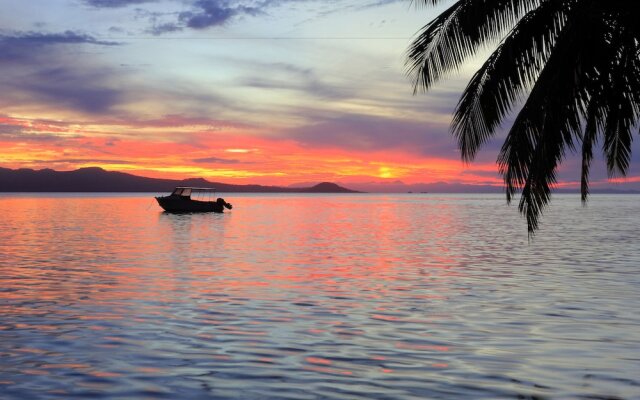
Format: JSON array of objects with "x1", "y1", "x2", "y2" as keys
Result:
[{"x1": 216, "y1": 198, "x2": 233, "y2": 210}]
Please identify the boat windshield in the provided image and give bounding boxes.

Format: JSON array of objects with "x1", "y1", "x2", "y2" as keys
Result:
[{"x1": 172, "y1": 188, "x2": 192, "y2": 197}]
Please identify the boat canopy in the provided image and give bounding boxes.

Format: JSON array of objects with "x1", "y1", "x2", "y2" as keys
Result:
[{"x1": 171, "y1": 187, "x2": 216, "y2": 197}]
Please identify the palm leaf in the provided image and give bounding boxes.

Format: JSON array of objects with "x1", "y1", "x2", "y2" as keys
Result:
[
  {"x1": 500, "y1": 7, "x2": 595, "y2": 233},
  {"x1": 602, "y1": 38, "x2": 640, "y2": 177},
  {"x1": 407, "y1": 0, "x2": 544, "y2": 92},
  {"x1": 452, "y1": 0, "x2": 569, "y2": 161}
]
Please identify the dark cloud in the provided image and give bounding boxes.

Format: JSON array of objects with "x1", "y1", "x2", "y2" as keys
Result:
[
  {"x1": 83, "y1": 0, "x2": 156, "y2": 8},
  {"x1": 0, "y1": 31, "x2": 119, "y2": 63},
  {"x1": 135, "y1": 8, "x2": 185, "y2": 35},
  {"x1": 17, "y1": 67, "x2": 123, "y2": 114},
  {"x1": 193, "y1": 156, "x2": 242, "y2": 164},
  {"x1": 0, "y1": 31, "x2": 125, "y2": 115},
  {"x1": 0, "y1": 30, "x2": 119, "y2": 47},
  {"x1": 179, "y1": 0, "x2": 263, "y2": 29}
]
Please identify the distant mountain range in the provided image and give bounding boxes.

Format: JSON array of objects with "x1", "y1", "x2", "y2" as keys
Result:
[
  {"x1": 0, "y1": 167, "x2": 358, "y2": 193},
  {"x1": 1, "y1": 167, "x2": 638, "y2": 194}
]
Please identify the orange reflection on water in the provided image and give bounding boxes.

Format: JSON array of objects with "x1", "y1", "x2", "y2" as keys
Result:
[
  {"x1": 303, "y1": 366, "x2": 353, "y2": 376},
  {"x1": 0, "y1": 193, "x2": 466, "y2": 325},
  {"x1": 306, "y1": 357, "x2": 332, "y2": 366},
  {"x1": 0, "y1": 193, "x2": 466, "y2": 390}
]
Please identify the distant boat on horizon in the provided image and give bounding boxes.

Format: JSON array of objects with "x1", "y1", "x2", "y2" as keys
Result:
[{"x1": 155, "y1": 187, "x2": 233, "y2": 213}]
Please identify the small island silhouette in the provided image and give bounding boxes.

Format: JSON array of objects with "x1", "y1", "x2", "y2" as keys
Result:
[{"x1": 0, "y1": 167, "x2": 359, "y2": 193}]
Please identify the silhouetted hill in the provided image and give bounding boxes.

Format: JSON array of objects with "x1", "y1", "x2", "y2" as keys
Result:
[
  {"x1": 0, "y1": 167, "x2": 360, "y2": 193},
  {"x1": 304, "y1": 182, "x2": 355, "y2": 193}
]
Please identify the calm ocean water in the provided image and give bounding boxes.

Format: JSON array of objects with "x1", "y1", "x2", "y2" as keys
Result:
[{"x1": 1, "y1": 193, "x2": 639, "y2": 399}]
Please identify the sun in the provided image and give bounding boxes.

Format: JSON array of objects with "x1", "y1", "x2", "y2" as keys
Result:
[{"x1": 378, "y1": 166, "x2": 393, "y2": 179}]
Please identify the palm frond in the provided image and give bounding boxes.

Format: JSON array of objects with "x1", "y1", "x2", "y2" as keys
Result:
[
  {"x1": 452, "y1": 0, "x2": 569, "y2": 161},
  {"x1": 499, "y1": 7, "x2": 594, "y2": 234},
  {"x1": 574, "y1": 3, "x2": 637, "y2": 202},
  {"x1": 602, "y1": 37, "x2": 640, "y2": 177},
  {"x1": 407, "y1": 0, "x2": 544, "y2": 92}
]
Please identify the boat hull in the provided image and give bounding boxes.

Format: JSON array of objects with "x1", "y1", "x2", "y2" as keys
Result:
[{"x1": 155, "y1": 196, "x2": 225, "y2": 213}]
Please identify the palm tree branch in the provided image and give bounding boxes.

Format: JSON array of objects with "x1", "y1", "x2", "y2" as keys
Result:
[
  {"x1": 602, "y1": 33, "x2": 640, "y2": 178},
  {"x1": 407, "y1": 0, "x2": 544, "y2": 92},
  {"x1": 499, "y1": 6, "x2": 597, "y2": 233},
  {"x1": 452, "y1": 0, "x2": 570, "y2": 161}
]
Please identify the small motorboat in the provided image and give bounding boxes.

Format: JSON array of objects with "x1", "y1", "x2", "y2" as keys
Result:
[{"x1": 155, "y1": 187, "x2": 233, "y2": 213}]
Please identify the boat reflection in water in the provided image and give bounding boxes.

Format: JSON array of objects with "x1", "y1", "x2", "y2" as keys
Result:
[{"x1": 155, "y1": 187, "x2": 233, "y2": 213}]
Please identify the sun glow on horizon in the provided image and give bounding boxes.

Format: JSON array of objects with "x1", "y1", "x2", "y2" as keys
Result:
[{"x1": 0, "y1": 115, "x2": 505, "y2": 186}]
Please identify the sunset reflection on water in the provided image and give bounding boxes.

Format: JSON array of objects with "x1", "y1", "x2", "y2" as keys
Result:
[{"x1": 1, "y1": 193, "x2": 639, "y2": 399}]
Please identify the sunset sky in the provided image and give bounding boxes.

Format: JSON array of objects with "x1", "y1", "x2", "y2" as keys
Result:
[{"x1": 1, "y1": 0, "x2": 638, "y2": 190}]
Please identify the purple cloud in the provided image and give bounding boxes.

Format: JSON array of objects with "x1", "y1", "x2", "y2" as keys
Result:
[
  {"x1": 83, "y1": 0, "x2": 156, "y2": 7},
  {"x1": 17, "y1": 67, "x2": 123, "y2": 114},
  {"x1": 179, "y1": 0, "x2": 263, "y2": 29},
  {"x1": 0, "y1": 31, "x2": 125, "y2": 114},
  {"x1": 0, "y1": 31, "x2": 118, "y2": 63}
]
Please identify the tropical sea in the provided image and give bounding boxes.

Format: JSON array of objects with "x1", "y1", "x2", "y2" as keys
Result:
[{"x1": 1, "y1": 193, "x2": 638, "y2": 399}]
